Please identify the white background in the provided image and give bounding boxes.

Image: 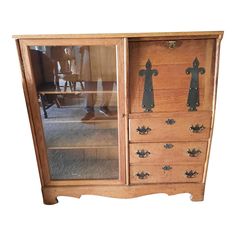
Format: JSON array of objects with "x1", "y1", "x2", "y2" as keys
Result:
[{"x1": 0, "y1": 0, "x2": 235, "y2": 235}]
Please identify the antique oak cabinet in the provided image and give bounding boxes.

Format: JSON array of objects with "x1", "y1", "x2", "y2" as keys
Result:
[{"x1": 14, "y1": 32, "x2": 223, "y2": 204}]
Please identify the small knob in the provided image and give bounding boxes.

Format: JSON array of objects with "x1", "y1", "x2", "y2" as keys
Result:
[
  {"x1": 164, "y1": 143, "x2": 174, "y2": 149},
  {"x1": 165, "y1": 118, "x2": 176, "y2": 125},
  {"x1": 162, "y1": 165, "x2": 172, "y2": 171}
]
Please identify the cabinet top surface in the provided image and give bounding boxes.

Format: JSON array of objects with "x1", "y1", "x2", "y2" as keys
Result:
[{"x1": 13, "y1": 31, "x2": 223, "y2": 39}]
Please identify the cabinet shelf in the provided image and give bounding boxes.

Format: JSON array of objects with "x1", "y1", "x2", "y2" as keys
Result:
[
  {"x1": 38, "y1": 82, "x2": 117, "y2": 95},
  {"x1": 47, "y1": 145, "x2": 118, "y2": 150},
  {"x1": 48, "y1": 149, "x2": 118, "y2": 180},
  {"x1": 41, "y1": 105, "x2": 117, "y2": 122}
]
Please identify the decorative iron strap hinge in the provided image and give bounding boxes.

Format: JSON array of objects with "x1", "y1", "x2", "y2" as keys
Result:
[
  {"x1": 186, "y1": 58, "x2": 205, "y2": 111},
  {"x1": 139, "y1": 59, "x2": 158, "y2": 112}
]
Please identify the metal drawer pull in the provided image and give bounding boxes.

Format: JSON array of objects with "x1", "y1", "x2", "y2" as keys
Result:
[
  {"x1": 187, "y1": 148, "x2": 201, "y2": 157},
  {"x1": 136, "y1": 126, "x2": 151, "y2": 135},
  {"x1": 136, "y1": 171, "x2": 150, "y2": 179},
  {"x1": 190, "y1": 124, "x2": 205, "y2": 133},
  {"x1": 185, "y1": 170, "x2": 198, "y2": 178},
  {"x1": 162, "y1": 165, "x2": 172, "y2": 171},
  {"x1": 164, "y1": 143, "x2": 174, "y2": 149},
  {"x1": 165, "y1": 118, "x2": 176, "y2": 125},
  {"x1": 136, "y1": 150, "x2": 151, "y2": 158}
]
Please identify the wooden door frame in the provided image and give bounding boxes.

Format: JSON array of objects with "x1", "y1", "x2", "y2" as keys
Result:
[{"x1": 19, "y1": 38, "x2": 127, "y2": 187}]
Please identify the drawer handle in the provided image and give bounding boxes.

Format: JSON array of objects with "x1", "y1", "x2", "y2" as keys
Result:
[
  {"x1": 190, "y1": 124, "x2": 205, "y2": 133},
  {"x1": 136, "y1": 126, "x2": 151, "y2": 135},
  {"x1": 164, "y1": 143, "x2": 174, "y2": 149},
  {"x1": 165, "y1": 118, "x2": 176, "y2": 125},
  {"x1": 187, "y1": 148, "x2": 201, "y2": 157},
  {"x1": 185, "y1": 170, "x2": 198, "y2": 178},
  {"x1": 136, "y1": 150, "x2": 151, "y2": 158},
  {"x1": 162, "y1": 165, "x2": 172, "y2": 171},
  {"x1": 136, "y1": 171, "x2": 150, "y2": 179}
]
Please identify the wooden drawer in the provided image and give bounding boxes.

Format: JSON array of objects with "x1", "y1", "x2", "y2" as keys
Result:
[
  {"x1": 129, "y1": 39, "x2": 215, "y2": 113},
  {"x1": 129, "y1": 112, "x2": 211, "y2": 142},
  {"x1": 130, "y1": 164, "x2": 204, "y2": 184},
  {"x1": 130, "y1": 142, "x2": 208, "y2": 164}
]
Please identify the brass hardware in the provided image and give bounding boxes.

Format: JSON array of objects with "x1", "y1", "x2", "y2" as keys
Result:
[
  {"x1": 190, "y1": 124, "x2": 205, "y2": 133},
  {"x1": 136, "y1": 126, "x2": 151, "y2": 135},
  {"x1": 164, "y1": 143, "x2": 174, "y2": 149},
  {"x1": 163, "y1": 40, "x2": 182, "y2": 49},
  {"x1": 166, "y1": 40, "x2": 177, "y2": 48},
  {"x1": 185, "y1": 170, "x2": 198, "y2": 178},
  {"x1": 136, "y1": 171, "x2": 150, "y2": 179},
  {"x1": 186, "y1": 58, "x2": 205, "y2": 111},
  {"x1": 136, "y1": 150, "x2": 151, "y2": 158},
  {"x1": 165, "y1": 118, "x2": 176, "y2": 125},
  {"x1": 187, "y1": 148, "x2": 201, "y2": 157},
  {"x1": 139, "y1": 59, "x2": 158, "y2": 112},
  {"x1": 162, "y1": 165, "x2": 172, "y2": 171}
]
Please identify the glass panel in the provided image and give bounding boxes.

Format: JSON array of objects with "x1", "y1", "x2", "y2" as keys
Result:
[{"x1": 29, "y1": 45, "x2": 119, "y2": 180}]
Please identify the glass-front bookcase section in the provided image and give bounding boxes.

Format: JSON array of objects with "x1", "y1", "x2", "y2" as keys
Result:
[{"x1": 29, "y1": 45, "x2": 119, "y2": 180}]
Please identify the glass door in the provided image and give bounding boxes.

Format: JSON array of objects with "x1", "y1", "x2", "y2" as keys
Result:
[{"x1": 21, "y1": 39, "x2": 125, "y2": 183}]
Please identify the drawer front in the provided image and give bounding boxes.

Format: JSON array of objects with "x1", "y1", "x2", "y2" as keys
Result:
[
  {"x1": 129, "y1": 39, "x2": 215, "y2": 113},
  {"x1": 129, "y1": 112, "x2": 211, "y2": 142},
  {"x1": 130, "y1": 142, "x2": 208, "y2": 164},
  {"x1": 130, "y1": 164, "x2": 203, "y2": 184}
]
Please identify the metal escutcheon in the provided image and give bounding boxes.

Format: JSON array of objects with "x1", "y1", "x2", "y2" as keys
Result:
[
  {"x1": 136, "y1": 171, "x2": 150, "y2": 179},
  {"x1": 136, "y1": 126, "x2": 151, "y2": 135},
  {"x1": 136, "y1": 150, "x2": 151, "y2": 158},
  {"x1": 165, "y1": 118, "x2": 176, "y2": 125},
  {"x1": 162, "y1": 165, "x2": 172, "y2": 171},
  {"x1": 189, "y1": 124, "x2": 205, "y2": 133},
  {"x1": 164, "y1": 143, "x2": 174, "y2": 149},
  {"x1": 185, "y1": 170, "x2": 198, "y2": 178},
  {"x1": 187, "y1": 148, "x2": 201, "y2": 157}
]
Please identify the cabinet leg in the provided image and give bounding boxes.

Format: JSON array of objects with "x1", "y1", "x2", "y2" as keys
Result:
[
  {"x1": 42, "y1": 189, "x2": 58, "y2": 205},
  {"x1": 190, "y1": 185, "x2": 205, "y2": 201}
]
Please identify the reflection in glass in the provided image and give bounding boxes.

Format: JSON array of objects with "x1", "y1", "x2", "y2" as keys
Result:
[{"x1": 29, "y1": 45, "x2": 118, "y2": 180}]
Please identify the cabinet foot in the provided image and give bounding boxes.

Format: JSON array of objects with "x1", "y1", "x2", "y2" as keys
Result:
[
  {"x1": 190, "y1": 186, "x2": 205, "y2": 201},
  {"x1": 42, "y1": 188, "x2": 58, "y2": 205}
]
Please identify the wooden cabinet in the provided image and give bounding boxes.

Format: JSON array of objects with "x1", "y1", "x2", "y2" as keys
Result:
[{"x1": 14, "y1": 32, "x2": 223, "y2": 204}]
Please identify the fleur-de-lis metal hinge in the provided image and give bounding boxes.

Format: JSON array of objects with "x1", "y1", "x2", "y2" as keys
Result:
[
  {"x1": 139, "y1": 59, "x2": 158, "y2": 112},
  {"x1": 186, "y1": 58, "x2": 205, "y2": 111}
]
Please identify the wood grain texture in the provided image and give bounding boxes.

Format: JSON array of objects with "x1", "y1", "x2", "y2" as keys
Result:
[
  {"x1": 130, "y1": 88, "x2": 211, "y2": 112},
  {"x1": 203, "y1": 36, "x2": 223, "y2": 183},
  {"x1": 129, "y1": 112, "x2": 212, "y2": 142},
  {"x1": 117, "y1": 38, "x2": 127, "y2": 184},
  {"x1": 20, "y1": 40, "x2": 51, "y2": 185},
  {"x1": 13, "y1": 31, "x2": 223, "y2": 39},
  {"x1": 42, "y1": 183, "x2": 205, "y2": 204},
  {"x1": 130, "y1": 164, "x2": 204, "y2": 184},
  {"x1": 130, "y1": 141, "x2": 208, "y2": 164},
  {"x1": 129, "y1": 39, "x2": 214, "y2": 65},
  {"x1": 129, "y1": 39, "x2": 215, "y2": 113}
]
